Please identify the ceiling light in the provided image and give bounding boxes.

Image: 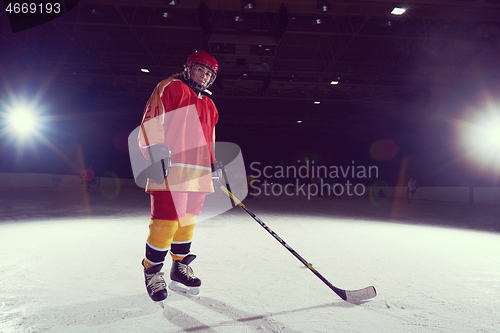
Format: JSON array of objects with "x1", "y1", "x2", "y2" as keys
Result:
[
  {"x1": 297, "y1": 120, "x2": 303, "y2": 123},
  {"x1": 242, "y1": 1, "x2": 255, "y2": 10},
  {"x1": 141, "y1": 68, "x2": 150, "y2": 73},
  {"x1": 235, "y1": 15, "x2": 244, "y2": 22},
  {"x1": 166, "y1": 0, "x2": 179, "y2": 5},
  {"x1": 330, "y1": 80, "x2": 339, "y2": 85},
  {"x1": 315, "y1": 19, "x2": 322, "y2": 25},
  {"x1": 317, "y1": 3, "x2": 329, "y2": 12},
  {"x1": 314, "y1": 101, "x2": 320, "y2": 104},
  {"x1": 391, "y1": 7, "x2": 405, "y2": 15}
]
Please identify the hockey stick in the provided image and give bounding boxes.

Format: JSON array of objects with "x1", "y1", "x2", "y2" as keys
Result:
[{"x1": 220, "y1": 186, "x2": 377, "y2": 303}]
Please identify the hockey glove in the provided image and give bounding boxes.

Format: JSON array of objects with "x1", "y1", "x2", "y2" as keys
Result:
[
  {"x1": 145, "y1": 145, "x2": 171, "y2": 184},
  {"x1": 211, "y1": 161, "x2": 224, "y2": 185}
]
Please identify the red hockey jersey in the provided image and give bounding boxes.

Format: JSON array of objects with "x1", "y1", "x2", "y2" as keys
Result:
[{"x1": 138, "y1": 78, "x2": 218, "y2": 192}]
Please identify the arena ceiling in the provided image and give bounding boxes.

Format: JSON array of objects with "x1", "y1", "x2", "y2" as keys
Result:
[{"x1": 1, "y1": 0, "x2": 500, "y2": 137}]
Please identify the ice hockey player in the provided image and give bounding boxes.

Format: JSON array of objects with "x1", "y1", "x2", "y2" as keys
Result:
[
  {"x1": 137, "y1": 50, "x2": 219, "y2": 303},
  {"x1": 79, "y1": 165, "x2": 94, "y2": 193}
]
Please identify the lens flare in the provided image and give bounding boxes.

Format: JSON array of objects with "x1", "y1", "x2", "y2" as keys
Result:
[
  {"x1": 369, "y1": 139, "x2": 399, "y2": 161},
  {"x1": 100, "y1": 171, "x2": 121, "y2": 199}
]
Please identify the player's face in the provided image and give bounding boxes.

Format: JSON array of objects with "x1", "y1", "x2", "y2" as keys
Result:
[{"x1": 190, "y1": 64, "x2": 214, "y2": 86}]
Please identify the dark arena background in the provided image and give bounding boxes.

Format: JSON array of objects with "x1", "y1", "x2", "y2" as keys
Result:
[{"x1": 1, "y1": 1, "x2": 500, "y2": 332}]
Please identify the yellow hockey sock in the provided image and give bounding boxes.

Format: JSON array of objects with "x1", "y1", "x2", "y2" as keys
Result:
[
  {"x1": 171, "y1": 213, "x2": 196, "y2": 260},
  {"x1": 145, "y1": 219, "x2": 179, "y2": 266}
]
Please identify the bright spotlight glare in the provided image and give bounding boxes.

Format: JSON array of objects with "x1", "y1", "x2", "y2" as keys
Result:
[
  {"x1": 465, "y1": 115, "x2": 500, "y2": 164},
  {"x1": 8, "y1": 110, "x2": 38, "y2": 136},
  {"x1": 9, "y1": 110, "x2": 37, "y2": 135},
  {"x1": 1, "y1": 97, "x2": 49, "y2": 151},
  {"x1": 483, "y1": 125, "x2": 500, "y2": 148}
]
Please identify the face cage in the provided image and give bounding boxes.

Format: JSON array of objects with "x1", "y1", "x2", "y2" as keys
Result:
[{"x1": 183, "y1": 61, "x2": 217, "y2": 93}]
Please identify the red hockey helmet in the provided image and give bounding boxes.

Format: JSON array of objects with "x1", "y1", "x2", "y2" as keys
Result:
[
  {"x1": 184, "y1": 50, "x2": 218, "y2": 92},
  {"x1": 187, "y1": 50, "x2": 218, "y2": 74}
]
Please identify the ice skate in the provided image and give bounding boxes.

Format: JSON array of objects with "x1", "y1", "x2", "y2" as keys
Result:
[
  {"x1": 168, "y1": 254, "x2": 201, "y2": 295},
  {"x1": 142, "y1": 260, "x2": 168, "y2": 303}
]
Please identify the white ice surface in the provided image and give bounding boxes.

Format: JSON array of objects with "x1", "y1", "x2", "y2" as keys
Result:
[{"x1": 1, "y1": 187, "x2": 499, "y2": 332}]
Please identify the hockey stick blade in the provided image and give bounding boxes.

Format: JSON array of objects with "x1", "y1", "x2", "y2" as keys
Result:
[
  {"x1": 308, "y1": 263, "x2": 376, "y2": 302},
  {"x1": 220, "y1": 185, "x2": 377, "y2": 303},
  {"x1": 344, "y1": 286, "x2": 377, "y2": 303}
]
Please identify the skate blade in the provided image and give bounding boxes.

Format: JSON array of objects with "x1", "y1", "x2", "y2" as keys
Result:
[
  {"x1": 168, "y1": 281, "x2": 200, "y2": 295},
  {"x1": 156, "y1": 300, "x2": 165, "y2": 309}
]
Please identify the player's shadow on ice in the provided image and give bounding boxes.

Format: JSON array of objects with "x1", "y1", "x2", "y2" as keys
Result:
[{"x1": 163, "y1": 294, "x2": 356, "y2": 332}]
